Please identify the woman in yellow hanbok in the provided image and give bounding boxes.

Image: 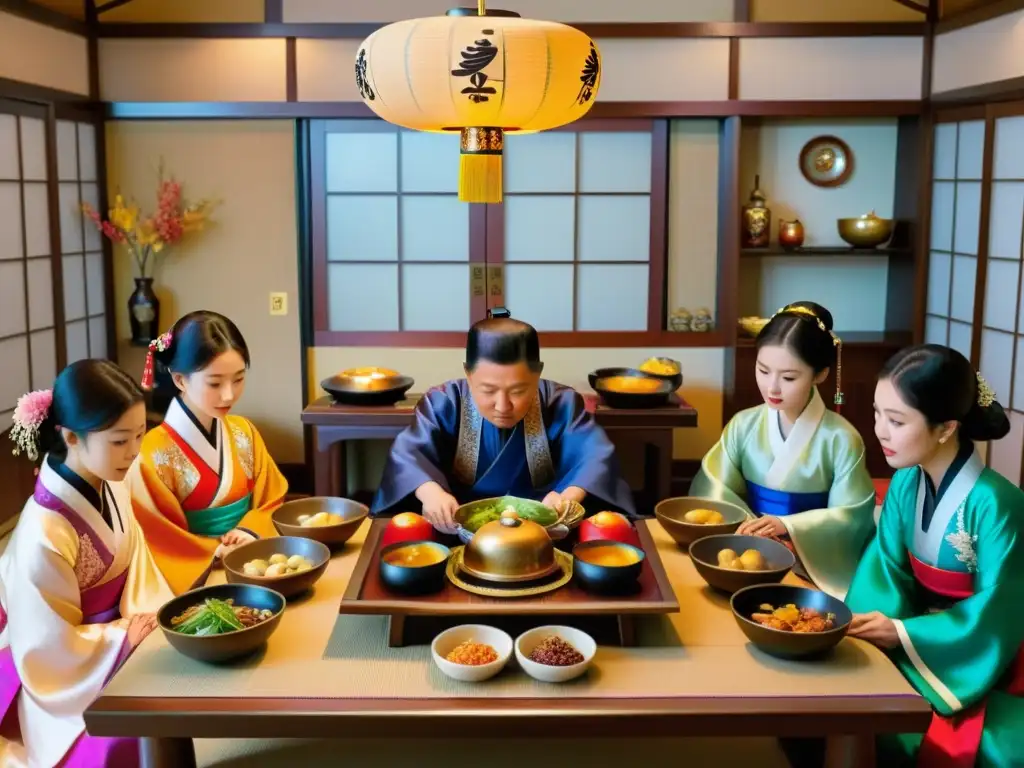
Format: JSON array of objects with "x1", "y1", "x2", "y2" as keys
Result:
[
  {"x1": 127, "y1": 311, "x2": 288, "y2": 595},
  {"x1": 690, "y1": 301, "x2": 876, "y2": 599}
]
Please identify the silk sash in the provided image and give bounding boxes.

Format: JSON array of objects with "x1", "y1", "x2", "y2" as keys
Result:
[
  {"x1": 746, "y1": 481, "x2": 829, "y2": 518},
  {"x1": 185, "y1": 493, "x2": 253, "y2": 537}
]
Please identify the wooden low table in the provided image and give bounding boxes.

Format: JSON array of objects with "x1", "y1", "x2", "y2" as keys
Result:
[
  {"x1": 341, "y1": 519, "x2": 679, "y2": 647},
  {"x1": 87, "y1": 520, "x2": 930, "y2": 768},
  {"x1": 301, "y1": 392, "x2": 698, "y2": 512}
]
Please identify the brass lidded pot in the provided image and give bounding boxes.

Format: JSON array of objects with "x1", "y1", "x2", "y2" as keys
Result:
[{"x1": 461, "y1": 510, "x2": 558, "y2": 583}]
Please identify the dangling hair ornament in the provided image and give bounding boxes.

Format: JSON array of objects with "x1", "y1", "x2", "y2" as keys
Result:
[
  {"x1": 10, "y1": 389, "x2": 53, "y2": 462},
  {"x1": 976, "y1": 372, "x2": 995, "y2": 408},
  {"x1": 772, "y1": 305, "x2": 845, "y2": 413},
  {"x1": 141, "y1": 331, "x2": 173, "y2": 392}
]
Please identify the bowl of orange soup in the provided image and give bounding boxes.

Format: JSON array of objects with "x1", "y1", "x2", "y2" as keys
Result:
[
  {"x1": 572, "y1": 540, "x2": 645, "y2": 593},
  {"x1": 379, "y1": 540, "x2": 452, "y2": 594}
]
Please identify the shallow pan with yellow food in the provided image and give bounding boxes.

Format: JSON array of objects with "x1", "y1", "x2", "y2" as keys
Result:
[
  {"x1": 222, "y1": 536, "x2": 330, "y2": 599},
  {"x1": 731, "y1": 584, "x2": 852, "y2": 660},
  {"x1": 688, "y1": 534, "x2": 795, "y2": 594},
  {"x1": 321, "y1": 366, "x2": 414, "y2": 406},
  {"x1": 272, "y1": 496, "x2": 368, "y2": 547},
  {"x1": 654, "y1": 497, "x2": 747, "y2": 546},
  {"x1": 588, "y1": 368, "x2": 675, "y2": 409}
]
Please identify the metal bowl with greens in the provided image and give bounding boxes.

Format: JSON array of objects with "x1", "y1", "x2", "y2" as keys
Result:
[{"x1": 454, "y1": 496, "x2": 585, "y2": 543}]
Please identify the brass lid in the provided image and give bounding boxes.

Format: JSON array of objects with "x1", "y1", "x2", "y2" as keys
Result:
[{"x1": 461, "y1": 510, "x2": 558, "y2": 583}]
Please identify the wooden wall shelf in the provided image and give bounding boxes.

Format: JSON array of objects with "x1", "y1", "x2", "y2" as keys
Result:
[{"x1": 740, "y1": 247, "x2": 912, "y2": 258}]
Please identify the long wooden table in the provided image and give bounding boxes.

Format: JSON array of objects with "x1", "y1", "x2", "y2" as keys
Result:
[
  {"x1": 86, "y1": 520, "x2": 931, "y2": 768},
  {"x1": 301, "y1": 393, "x2": 698, "y2": 512}
]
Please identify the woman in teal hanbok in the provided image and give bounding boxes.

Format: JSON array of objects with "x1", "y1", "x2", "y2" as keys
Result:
[
  {"x1": 846, "y1": 344, "x2": 1024, "y2": 767},
  {"x1": 690, "y1": 301, "x2": 876, "y2": 599}
]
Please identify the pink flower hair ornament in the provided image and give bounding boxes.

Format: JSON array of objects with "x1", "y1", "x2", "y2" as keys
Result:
[
  {"x1": 141, "y1": 331, "x2": 173, "y2": 391},
  {"x1": 10, "y1": 389, "x2": 53, "y2": 462}
]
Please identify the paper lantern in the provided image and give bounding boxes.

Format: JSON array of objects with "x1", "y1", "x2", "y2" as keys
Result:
[{"x1": 354, "y1": 3, "x2": 602, "y2": 203}]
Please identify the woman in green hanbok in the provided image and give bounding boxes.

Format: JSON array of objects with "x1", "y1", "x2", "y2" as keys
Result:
[
  {"x1": 846, "y1": 344, "x2": 1024, "y2": 767},
  {"x1": 690, "y1": 301, "x2": 876, "y2": 599}
]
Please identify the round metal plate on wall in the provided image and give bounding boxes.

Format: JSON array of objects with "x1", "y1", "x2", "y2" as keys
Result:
[{"x1": 799, "y1": 135, "x2": 854, "y2": 187}]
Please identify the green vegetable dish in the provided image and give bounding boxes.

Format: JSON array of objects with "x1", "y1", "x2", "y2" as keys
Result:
[
  {"x1": 456, "y1": 496, "x2": 559, "y2": 533},
  {"x1": 169, "y1": 598, "x2": 275, "y2": 636}
]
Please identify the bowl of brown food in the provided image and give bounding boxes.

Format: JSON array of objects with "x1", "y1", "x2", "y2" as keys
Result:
[
  {"x1": 731, "y1": 584, "x2": 852, "y2": 659},
  {"x1": 158, "y1": 583, "x2": 285, "y2": 664},
  {"x1": 379, "y1": 540, "x2": 452, "y2": 594},
  {"x1": 688, "y1": 534, "x2": 795, "y2": 594},
  {"x1": 515, "y1": 626, "x2": 597, "y2": 683},
  {"x1": 589, "y1": 368, "x2": 675, "y2": 409},
  {"x1": 222, "y1": 536, "x2": 330, "y2": 599},
  {"x1": 272, "y1": 497, "x2": 368, "y2": 547},
  {"x1": 654, "y1": 497, "x2": 747, "y2": 546},
  {"x1": 321, "y1": 367, "x2": 414, "y2": 406}
]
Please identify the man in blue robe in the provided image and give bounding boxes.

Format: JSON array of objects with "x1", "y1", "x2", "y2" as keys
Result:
[{"x1": 371, "y1": 310, "x2": 636, "y2": 532}]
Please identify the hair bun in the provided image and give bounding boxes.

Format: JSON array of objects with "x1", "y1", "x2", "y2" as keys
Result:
[
  {"x1": 785, "y1": 301, "x2": 834, "y2": 332},
  {"x1": 960, "y1": 398, "x2": 1011, "y2": 442}
]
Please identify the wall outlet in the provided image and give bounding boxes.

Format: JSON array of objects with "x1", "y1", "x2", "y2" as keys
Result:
[{"x1": 270, "y1": 292, "x2": 288, "y2": 316}]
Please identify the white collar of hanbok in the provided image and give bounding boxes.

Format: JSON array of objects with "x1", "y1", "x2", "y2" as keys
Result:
[
  {"x1": 912, "y1": 446, "x2": 984, "y2": 566},
  {"x1": 164, "y1": 396, "x2": 224, "y2": 474},
  {"x1": 37, "y1": 456, "x2": 117, "y2": 561},
  {"x1": 764, "y1": 387, "x2": 826, "y2": 490}
]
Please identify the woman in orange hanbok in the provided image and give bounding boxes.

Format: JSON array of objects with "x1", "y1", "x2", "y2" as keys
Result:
[{"x1": 126, "y1": 311, "x2": 288, "y2": 594}]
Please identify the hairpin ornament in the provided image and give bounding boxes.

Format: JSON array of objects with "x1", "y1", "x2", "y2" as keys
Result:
[
  {"x1": 141, "y1": 331, "x2": 173, "y2": 392},
  {"x1": 976, "y1": 372, "x2": 995, "y2": 408},
  {"x1": 10, "y1": 389, "x2": 53, "y2": 461}
]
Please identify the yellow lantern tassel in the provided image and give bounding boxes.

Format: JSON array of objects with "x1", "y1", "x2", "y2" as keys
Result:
[{"x1": 459, "y1": 127, "x2": 503, "y2": 204}]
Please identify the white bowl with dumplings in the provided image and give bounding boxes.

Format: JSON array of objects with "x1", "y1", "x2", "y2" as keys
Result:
[{"x1": 222, "y1": 536, "x2": 331, "y2": 598}]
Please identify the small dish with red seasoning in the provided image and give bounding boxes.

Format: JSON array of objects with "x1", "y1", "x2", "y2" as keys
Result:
[{"x1": 515, "y1": 626, "x2": 596, "y2": 683}]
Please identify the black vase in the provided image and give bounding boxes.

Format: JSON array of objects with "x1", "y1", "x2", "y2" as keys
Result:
[{"x1": 128, "y1": 277, "x2": 160, "y2": 347}]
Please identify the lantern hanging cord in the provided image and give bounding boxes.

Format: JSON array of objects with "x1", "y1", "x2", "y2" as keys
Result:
[{"x1": 478, "y1": 0, "x2": 486, "y2": 15}]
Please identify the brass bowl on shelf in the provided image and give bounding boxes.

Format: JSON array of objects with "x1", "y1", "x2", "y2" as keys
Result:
[
  {"x1": 837, "y1": 211, "x2": 894, "y2": 248},
  {"x1": 461, "y1": 510, "x2": 559, "y2": 583},
  {"x1": 321, "y1": 366, "x2": 414, "y2": 406},
  {"x1": 738, "y1": 317, "x2": 770, "y2": 337}
]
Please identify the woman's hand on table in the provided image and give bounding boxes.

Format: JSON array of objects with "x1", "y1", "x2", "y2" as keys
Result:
[
  {"x1": 416, "y1": 482, "x2": 459, "y2": 534},
  {"x1": 127, "y1": 613, "x2": 158, "y2": 649},
  {"x1": 737, "y1": 515, "x2": 787, "y2": 538},
  {"x1": 849, "y1": 611, "x2": 900, "y2": 649}
]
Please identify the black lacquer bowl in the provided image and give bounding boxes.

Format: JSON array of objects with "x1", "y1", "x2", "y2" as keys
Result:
[
  {"x1": 321, "y1": 373, "x2": 414, "y2": 406},
  {"x1": 588, "y1": 367, "x2": 674, "y2": 409},
  {"x1": 731, "y1": 584, "x2": 852, "y2": 660},
  {"x1": 572, "y1": 540, "x2": 645, "y2": 593},
  {"x1": 379, "y1": 540, "x2": 452, "y2": 595}
]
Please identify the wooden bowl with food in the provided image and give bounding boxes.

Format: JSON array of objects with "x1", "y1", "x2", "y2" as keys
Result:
[
  {"x1": 379, "y1": 540, "x2": 451, "y2": 594},
  {"x1": 588, "y1": 367, "x2": 675, "y2": 409},
  {"x1": 272, "y1": 496, "x2": 368, "y2": 547},
  {"x1": 158, "y1": 583, "x2": 285, "y2": 664},
  {"x1": 731, "y1": 584, "x2": 852, "y2": 659},
  {"x1": 688, "y1": 534, "x2": 795, "y2": 594},
  {"x1": 222, "y1": 536, "x2": 330, "y2": 599},
  {"x1": 654, "y1": 497, "x2": 747, "y2": 546},
  {"x1": 430, "y1": 624, "x2": 513, "y2": 683}
]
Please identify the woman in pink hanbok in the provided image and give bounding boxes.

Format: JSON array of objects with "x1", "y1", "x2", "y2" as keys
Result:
[{"x1": 0, "y1": 360, "x2": 171, "y2": 768}]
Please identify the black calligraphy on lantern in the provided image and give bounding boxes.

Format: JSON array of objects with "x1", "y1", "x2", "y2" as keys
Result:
[
  {"x1": 577, "y1": 42, "x2": 599, "y2": 105},
  {"x1": 451, "y1": 30, "x2": 498, "y2": 103},
  {"x1": 355, "y1": 48, "x2": 375, "y2": 101}
]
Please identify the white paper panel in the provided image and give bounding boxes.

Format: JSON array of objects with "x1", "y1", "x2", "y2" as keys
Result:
[
  {"x1": 26, "y1": 258, "x2": 53, "y2": 331},
  {"x1": 62, "y1": 254, "x2": 86, "y2": 321},
  {"x1": 0, "y1": 336, "x2": 29, "y2": 412},
  {"x1": 577, "y1": 264, "x2": 649, "y2": 331},
  {"x1": 504, "y1": 133, "x2": 576, "y2": 194},
  {"x1": 989, "y1": 411, "x2": 1024, "y2": 484},
  {"x1": 503, "y1": 264, "x2": 574, "y2": 331},
  {"x1": 327, "y1": 263, "x2": 399, "y2": 332},
  {"x1": 988, "y1": 182, "x2": 1024, "y2": 260},
  {"x1": 326, "y1": 196, "x2": 398, "y2": 261},
  {"x1": 577, "y1": 196, "x2": 651, "y2": 262},
  {"x1": 22, "y1": 182, "x2": 49, "y2": 258},
  {"x1": 56, "y1": 120, "x2": 77, "y2": 181},
  {"x1": 504, "y1": 196, "x2": 575, "y2": 262},
  {"x1": 400, "y1": 197, "x2": 468, "y2": 262},
  {"x1": 401, "y1": 264, "x2": 469, "y2": 331},
  {"x1": 58, "y1": 182, "x2": 83, "y2": 254},
  {"x1": 400, "y1": 132, "x2": 459, "y2": 194},
  {"x1": 88, "y1": 315, "x2": 107, "y2": 359},
  {"x1": 85, "y1": 252, "x2": 105, "y2": 315},
  {"x1": 956, "y1": 121, "x2": 985, "y2": 180},
  {"x1": 950, "y1": 256, "x2": 977, "y2": 322},
  {"x1": 953, "y1": 182, "x2": 981, "y2": 255},
  {"x1": 18, "y1": 117, "x2": 45, "y2": 182},
  {"x1": 930, "y1": 182, "x2": 955, "y2": 252},
  {"x1": 933, "y1": 123, "x2": 958, "y2": 180},
  {"x1": 994, "y1": 116, "x2": 1024, "y2": 181},
  {"x1": 925, "y1": 315, "x2": 948, "y2": 346},
  {"x1": 77, "y1": 123, "x2": 97, "y2": 183},
  {"x1": 0, "y1": 261, "x2": 26, "y2": 337},
  {"x1": 981, "y1": 329, "x2": 1014, "y2": 409},
  {"x1": 80, "y1": 183, "x2": 101, "y2": 252},
  {"x1": 983, "y1": 259, "x2": 1021, "y2": 332},
  {"x1": 948, "y1": 320, "x2": 973, "y2": 361},
  {"x1": 600, "y1": 39, "x2": 730, "y2": 101},
  {"x1": 926, "y1": 251, "x2": 951, "y2": 316},
  {"x1": 326, "y1": 132, "x2": 397, "y2": 193},
  {"x1": 65, "y1": 319, "x2": 88, "y2": 363},
  {"x1": 29, "y1": 328, "x2": 55, "y2": 391},
  {"x1": 0, "y1": 115, "x2": 17, "y2": 179},
  {"x1": 578, "y1": 132, "x2": 652, "y2": 193},
  {"x1": 0, "y1": 183, "x2": 22, "y2": 260}
]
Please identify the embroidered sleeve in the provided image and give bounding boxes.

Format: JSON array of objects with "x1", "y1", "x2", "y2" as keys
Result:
[
  {"x1": 228, "y1": 419, "x2": 255, "y2": 480},
  {"x1": 150, "y1": 443, "x2": 200, "y2": 499}
]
